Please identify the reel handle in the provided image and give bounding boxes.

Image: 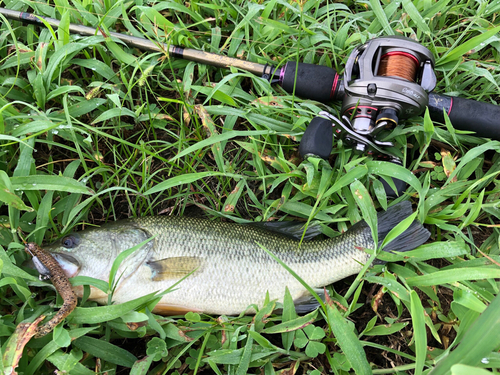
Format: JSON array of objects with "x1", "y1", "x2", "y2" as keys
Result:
[
  {"x1": 277, "y1": 63, "x2": 343, "y2": 102},
  {"x1": 299, "y1": 116, "x2": 407, "y2": 198},
  {"x1": 428, "y1": 93, "x2": 500, "y2": 140}
]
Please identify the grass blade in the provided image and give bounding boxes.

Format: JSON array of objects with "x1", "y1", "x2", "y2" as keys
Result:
[
  {"x1": 10, "y1": 175, "x2": 94, "y2": 194},
  {"x1": 410, "y1": 290, "x2": 427, "y2": 375},
  {"x1": 236, "y1": 324, "x2": 254, "y2": 375},
  {"x1": 402, "y1": 0, "x2": 430, "y2": 35},
  {"x1": 143, "y1": 172, "x2": 243, "y2": 195},
  {"x1": 326, "y1": 304, "x2": 372, "y2": 375},
  {"x1": 69, "y1": 292, "x2": 159, "y2": 324},
  {"x1": 369, "y1": 0, "x2": 394, "y2": 35},
  {"x1": 262, "y1": 310, "x2": 318, "y2": 334},
  {"x1": 72, "y1": 336, "x2": 137, "y2": 367},
  {"x1": 170, "y1": 130, "x2": 269, "y2": 162},
  {"x1": 350, "y1": 179, "x2": 378, "y2": 245},
  {"x1": 437, "y1": 25, "x2": 500, "y2": 66},
  {"x1": 406, "y1": 268, "x2": 500, "y2": 287},
  {"x1": 0, "y1": 171, "x2": 33, "y2": 211},
  {"x1": 430, "y1": 294, "x2": 500, "y2": 375}
]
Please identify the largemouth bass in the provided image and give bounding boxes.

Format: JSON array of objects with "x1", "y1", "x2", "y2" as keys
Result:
[{"x1": 41, "y1": 201, "x2": 429, "y2": 315}]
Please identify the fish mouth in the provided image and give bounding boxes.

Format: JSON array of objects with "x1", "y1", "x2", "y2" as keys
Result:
[{"x1": 52, "y1": 253, "x2": 81, "y2": 278}]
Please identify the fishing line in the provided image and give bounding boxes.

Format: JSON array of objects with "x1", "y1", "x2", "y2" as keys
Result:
[{"x1": 377, "y1": 51, "x2": 418, "y2": 82}]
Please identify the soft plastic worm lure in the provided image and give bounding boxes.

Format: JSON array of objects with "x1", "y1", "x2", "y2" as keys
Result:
[{"x1": 25, "y1": 242, "x2": 77, "y2": 338}]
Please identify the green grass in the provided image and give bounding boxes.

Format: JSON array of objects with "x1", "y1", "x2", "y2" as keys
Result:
[{"x1": 1, "y1": 0, "x2": 500, "y2": 374}]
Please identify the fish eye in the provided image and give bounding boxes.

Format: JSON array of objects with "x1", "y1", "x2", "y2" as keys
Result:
[{"x1": 62, "y1": 235, "x2": 78, "y2": 249}]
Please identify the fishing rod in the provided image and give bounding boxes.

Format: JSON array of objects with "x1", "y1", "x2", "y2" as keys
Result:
[
  {"x1": 1, "y1": 7, "x2": 499, "y2": 153},
  {"x1": 0, "y1": 8, "x2": 276, "y2": 80}
]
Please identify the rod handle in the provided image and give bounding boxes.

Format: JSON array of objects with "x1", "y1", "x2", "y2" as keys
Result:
[
  {"x1": 279, "y1": 63, "x2": 342, "y2": 102},
  {"x1": 428, "y1": 93, "x2": 500, "y2": 140}
]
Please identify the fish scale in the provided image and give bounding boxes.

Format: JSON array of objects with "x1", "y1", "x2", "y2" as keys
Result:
[{"x1": 42, "y1": 202, "x2": 429, "y2": 315}]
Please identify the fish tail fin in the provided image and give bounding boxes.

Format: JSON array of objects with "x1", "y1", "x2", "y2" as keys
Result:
[{"x1": 377, "y1": 201, "x2": 430, "y2": 253}]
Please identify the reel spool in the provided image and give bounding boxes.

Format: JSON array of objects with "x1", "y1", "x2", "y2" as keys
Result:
[
  {"x1": 378, "y1": 51, "x2": 419, "y2": 82},
  {"x1": 341, "y1": 36, "x2": 437, "y2": 153}
]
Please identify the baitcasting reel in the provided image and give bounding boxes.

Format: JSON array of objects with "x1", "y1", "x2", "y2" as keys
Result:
[
  {"x1": 342, "y1": 36, "x2": 436, "y2": 152},
  {"x1": 300, "y1": 36, "x2": 437, "y2": 158},
  {"x1": 299, "y1": 36, "x2": 438, "y2": 196}
]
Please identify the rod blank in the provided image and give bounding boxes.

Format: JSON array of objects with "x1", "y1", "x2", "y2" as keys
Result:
[{"x1": 0, "y1": 7, "x2": 267, "y2": 75}]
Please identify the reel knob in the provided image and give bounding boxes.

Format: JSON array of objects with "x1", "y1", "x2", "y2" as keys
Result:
[{"x1": 298, "y1": 117, "x2": 333, "y2": 160}]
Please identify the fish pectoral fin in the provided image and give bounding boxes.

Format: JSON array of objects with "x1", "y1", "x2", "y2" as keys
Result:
[
  {"x1": 146, "y1": 256, "x2": 202, "y2": 281},
  {"x1": 294, "y1": 288, "x2": 325, "y2": 314}
]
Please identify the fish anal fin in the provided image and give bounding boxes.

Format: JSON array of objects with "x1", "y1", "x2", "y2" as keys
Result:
[
  {"x1": 294, "y1": 288, "x2": 325, "y2": 314},
  {"x1": 146, "y1": 256, "x2": 201, "y2": 281},
  {"x1": 153, "y1": 303, "x2": 202, "y2": 315}
]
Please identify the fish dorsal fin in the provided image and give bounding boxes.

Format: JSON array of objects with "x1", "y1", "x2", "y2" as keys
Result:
[
  {"x1": 249, "y1": 221, "x2": 322, "y2": 241},
  {"x1": 146, "y1": 256, "x2": 202, "y2": 281}
]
